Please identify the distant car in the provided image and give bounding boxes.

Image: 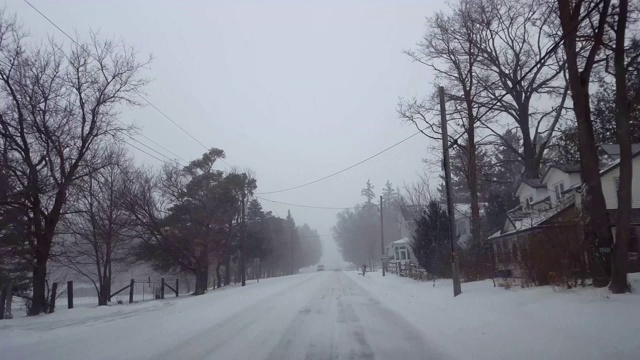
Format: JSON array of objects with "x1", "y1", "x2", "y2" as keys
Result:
[{"x1": 317, "y1": 265, "x2": 325, "y2": 271}]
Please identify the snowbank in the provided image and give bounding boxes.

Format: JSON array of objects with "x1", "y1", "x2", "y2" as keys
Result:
[{"x1": 346, "y1": 271, "x2": 640, "y2": 360}]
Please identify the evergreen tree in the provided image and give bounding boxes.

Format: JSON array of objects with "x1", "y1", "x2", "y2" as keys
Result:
[
  {"x1": 411, "y1": 201, "x2": 451, "y2": 277},
  {"x1": 361, "y1": 179, "x2": 376, "y2": 206}
]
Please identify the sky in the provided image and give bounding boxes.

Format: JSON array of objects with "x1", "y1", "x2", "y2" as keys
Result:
[{"x1": 8, "y1": 0, "x2": 445, "y2": 267}]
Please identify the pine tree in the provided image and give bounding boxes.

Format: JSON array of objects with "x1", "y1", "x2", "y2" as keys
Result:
[
  {"x1": 361, "y1": 179, "x2": 376, "y2": 206},
  {"x1": 411, "y1": 201, "x2": 451, "y2": 277}
]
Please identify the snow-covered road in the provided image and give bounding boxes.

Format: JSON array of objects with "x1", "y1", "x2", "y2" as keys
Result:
[
  {"x1": 1, "y1": 271, "x2": 442, "y2": 360},
  {"x1": 4, "y1": 270, "x2": 639, "y2": 359}
]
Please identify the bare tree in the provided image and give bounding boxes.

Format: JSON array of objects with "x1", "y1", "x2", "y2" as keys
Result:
[
  {"x1": 60, "y1": 147, "x2": 135, "y2": 305},
  {"x1": 401, "y1": 0, "x2": 486, "y2": 257},
  {"x1": 0, "y1": 13, "x2": 150, "y2": 314},
  {"x1": 607, "y1": 0, "x2": 639, "y2": 293},
  {"x1": 473, "y1": 0, "x2": 569, "y2": 178},
  {"x1": 556, "y1": 0, "x2": 613, "y2": 286}
]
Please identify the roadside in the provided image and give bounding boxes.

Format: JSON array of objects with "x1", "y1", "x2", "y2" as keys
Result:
[
  {"x1": 345, "y1": 271, "x2": 640, "y2": 360},
  {"x1": 0, "y1": 273, "x2": 321, "y2": 360}
]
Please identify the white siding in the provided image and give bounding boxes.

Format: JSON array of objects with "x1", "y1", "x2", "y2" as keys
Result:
[
  {"x1": 543, "y1": 168, "x2": 571, "y2": 207},
  {"x1": 601, "y1": 156, "x2": 640, "y2": 209},
  {"x1": 569, "y1": 173, "x2": 581, "y2": 187},
  {"x1": 518, "y1": 185, "x2": 536, "y2": 206}
]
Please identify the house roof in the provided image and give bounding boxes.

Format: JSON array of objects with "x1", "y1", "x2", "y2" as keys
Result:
[
  {"x1": 515, "y1": 178, "x2": 546, "y2": 197},
  {"x1": 541, "y1": 163, "x2": 581, "y2": 183},
  {"x1": 599, "y1": 148, "x2": 640, "y2": 177},
  {"x1": 599, "y1": 144, "x2": 640, "y2": 159},
  {"x1": 521, "y1": 178, "x2": 546, "y2": 188},
  {"x1": 489, "y1": 198, "x2": 575, "y2": 240},
  {"x1": 386, "y1": 237, "x2": 411, "y2": 249}
]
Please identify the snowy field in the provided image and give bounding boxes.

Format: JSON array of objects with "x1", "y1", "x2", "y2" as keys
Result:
[{"x1": 1, "y1": 271, "x2": 639, "y2": 359}]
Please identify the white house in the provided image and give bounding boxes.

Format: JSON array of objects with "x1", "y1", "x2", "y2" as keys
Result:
[
  {"x1": 385, "y1": 238, "x2": 416, "y2": 265},
  {"x1": 489, "y1": 144, "x2": 640, "y2": 278}
]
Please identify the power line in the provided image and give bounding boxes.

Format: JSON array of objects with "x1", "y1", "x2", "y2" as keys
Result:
[
  {"x1": 127, "y1": 137, "x2": 183, "y2": 165},
  {"x1": 112, "y1": 118, "x2": 189, "y2": 163},
  {"x1": 256, "y1": 130, "x2": 424, "y2": 195},
  {"x1": 122, "y1": 139, "x2": 173, "y2": 164},
  {"x1": 22, "y1": 0, "x2": 232, "y2": 168},
  {"x1": 256, "y1": 1, "x2": 605, "y2": 206},
  {"x1": 255, "y1": 196, "x2": 355, "y2": 210}
]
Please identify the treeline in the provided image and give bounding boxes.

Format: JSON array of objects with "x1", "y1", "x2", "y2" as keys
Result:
[
  {"x1": 333, "y1": 180, "x2": 402, "y2": 268},
  {"x1": 0, "y1": 12, "x2": 321, "y2": 315},
  {"x1": 399, "y1": 0, "x2": 640, "y2": 291}
]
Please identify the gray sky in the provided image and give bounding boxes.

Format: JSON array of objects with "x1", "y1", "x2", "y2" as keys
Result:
[{"x1": 9, "y1": 0, "x2": 444, "y2": 267}]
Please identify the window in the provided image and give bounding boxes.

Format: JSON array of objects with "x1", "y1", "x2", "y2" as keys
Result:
[
  {"x1": 407, "y1": 250, "x2": 411, "y2": 260},
  {"x1": 614, "y1": 177, "x2": 620, "y2": 192},
  {"x1": 395, "y1": 249, "x2": 399, "y2": 260},
  {"x1": 554, "y1": 182, "x2": 565, "y2": 201},
  {"x1": 526, "y1": 196, "x2": 534, "y2": 206},
  {"x1": 400, "y1": 251, "x2": 407, "y2": 260}
]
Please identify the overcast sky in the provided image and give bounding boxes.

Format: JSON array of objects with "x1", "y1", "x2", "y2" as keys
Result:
[{"x1": 9, "y1": 0, "x2": 445, "y2": 267}]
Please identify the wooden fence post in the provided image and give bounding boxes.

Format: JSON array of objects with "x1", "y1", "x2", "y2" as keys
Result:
[
  {"x1": 129, "y1": 279, "x2": 134, "y2": 304},
  {"x1": 175, "y1": 279, "x2": 179, "y2": 297},
  {"x1": 49, "y1": 282, "x2": 58, "y2": 313},
  {"x1": 160, "y1": 278, "x2": 165, "y2": 300},
  {"x1": 67, "y1": 281, "x2": 74, "y2": 309}
]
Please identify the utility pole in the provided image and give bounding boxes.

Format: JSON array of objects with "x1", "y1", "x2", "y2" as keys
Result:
[
  {"x1": 439, "y1": 86, "x2": 462, "y2": 297},
  {"x1": 380, "y1": 195, "x2": 385, "y2": 276},
  {"x1": 240, "y1": 186, "x2": 247, "y2": 287}
]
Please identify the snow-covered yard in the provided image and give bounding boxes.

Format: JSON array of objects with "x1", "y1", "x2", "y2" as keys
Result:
[{"x1": 346, "y1": 271, "x2": 640, "y2": 359}]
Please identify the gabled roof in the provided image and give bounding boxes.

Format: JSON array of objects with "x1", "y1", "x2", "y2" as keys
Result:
[
  {"x1": 599, "y1": 144, "x2": 640, "y2": 159},
  {"x1": 600, "y1": 148, "x2": 640, "y2": 177},
  {"x1": 386, "y1": 237, "x2": 411, "y2": 249},
  {"x1": 489, "y1": 197, "x2": 575, "y2": 240},
  {"x1": 541, "y1": 164, "x2": 581, "y2": 183},
  {"x1": 515, "y1": 178, "x2": 546, "y2": 197},
  {"x1": 521, "y1": 178, "x2": 546, "y2": 188}
]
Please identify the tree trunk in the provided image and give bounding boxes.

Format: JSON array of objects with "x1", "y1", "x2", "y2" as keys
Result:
[
  {"x1": 522, "y1": 134, "x2": 539, "y2": 179},
  {"x1": 558, "y1": 0, "x2": 613, "y2": 286},
  {"x1": 29, "y1": 257, "x2": 48, "y2": 316},
  {"x1": 610, "y1": 0, "x2": 631, "y2": 294},
  {"x1": 223, "y1": 252, "x2": 231, "y2": 286},
  {"x1": 194, "y1": 267, "x2": 208, "y2": 295},
  {"x1": 98, "y1": 280, "x2": 110, "y2": 306},
  {"x1": 216, "y1": 262, "x2": 222, "y2": 289}
]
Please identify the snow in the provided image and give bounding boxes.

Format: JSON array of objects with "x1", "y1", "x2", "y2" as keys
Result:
[
  {"x1": 1, "y1": 271, "x2": 639, "y2": 359},
  {"x1": 390, "y1": 237, "x2": 411, "y2": 245},
  {"x1": 345, "y1": 271, "x2": 640, "y2": 360}
]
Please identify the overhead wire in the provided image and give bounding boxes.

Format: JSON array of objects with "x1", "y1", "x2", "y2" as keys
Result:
[
  {"x1": 257, "y1": 0, "x2": 605, "y2": 198},
  {"x1": 255, "y1": 196, "x2": 355, "y2": 210},
  {"x1": 21, "y1": 0, "x2": 606, "y2": 211},
  {"x1": 256, "y1": 130, "x2": 424, "y2": 195},
  {"x1": 22, "y1": 0, "x2": 232, "y2": 168}
]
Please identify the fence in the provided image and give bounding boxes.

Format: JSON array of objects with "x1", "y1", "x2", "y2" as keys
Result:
[
  {"x1": 386, "y1": 261, "x2": 433, "y2": 281},
  {"x1": 65, "y1": 277, "x2": 180, "y2": 310}
]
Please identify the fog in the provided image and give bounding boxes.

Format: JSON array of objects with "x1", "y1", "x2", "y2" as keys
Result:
[{"x1": 9, "y1": 0, "x2": 445, "y2": 266}]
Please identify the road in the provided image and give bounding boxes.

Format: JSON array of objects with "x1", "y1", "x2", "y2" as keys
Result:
[
  {"x1": 160, "y1": 271, "x2": 442, "y2": 360},
  {"x1": 2, "y1": 271, "x2": 445, "y2": 360}
]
